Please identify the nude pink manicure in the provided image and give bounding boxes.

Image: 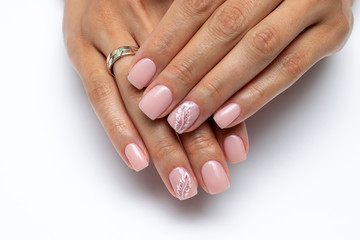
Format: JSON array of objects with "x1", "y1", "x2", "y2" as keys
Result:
[
  {"x1": 213, "y1": 103, "x2": 241, "y2": 129},
  {"x1": 201, "y1": 160, "x2": 230, "y2": 194},
  {"x1": 139, "y1": 85, "x2": 172, "y2": 120},
  {"x1": 125, "y1": 143, "x2": 149, "y2": 172},
  {"x1": 167, "y1": 101, "x2": 200, "y2": 134},
  {"x1": 128, "y1": 58, "x2": 156, "y2": 89},
  {"x1": 224, "y1": 135, "x2": 247, "y2": 163},
  {"x1": 169, "y1": 167, "x2": 197, "y2": 200}
]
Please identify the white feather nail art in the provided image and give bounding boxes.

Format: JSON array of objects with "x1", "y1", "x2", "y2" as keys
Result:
[
  {"x1": 174, "y1": 102, "x2": 193, "y2": 134},
  {"x1": 176, "y1": 171, "x2": 191, "y2": 200}
]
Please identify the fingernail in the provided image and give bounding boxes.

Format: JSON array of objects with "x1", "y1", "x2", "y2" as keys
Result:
[
  {"x1": 213, "y1": 103, "x2": 241, "y2": 129},
  {"x1": 167, "y1": 101, "x2": 200, "y2": 134},
  {"x1": 139, "y1": 85, "x2": 172, "y2": 120},
  {"x1": 224, "y1": 135, "x2": 247, "y2": 163},
  {"x1": 169, "y1": 167, "x2": 197, "y2": 200},
  {"x1": 125, "y1": 143, "x2": 149, "y2": 172},
  {"x1": 128, "y1": 58, "x2": 156, "y2": 89},
  {"x1": 201, "y1": 160, "x2": 230, "y2": 194}
]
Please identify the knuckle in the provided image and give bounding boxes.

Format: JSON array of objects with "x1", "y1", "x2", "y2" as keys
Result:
[
  {"x1": 210, "y1": 4, "x2": 247, "y2": 39},
  {"x1": 64, "y1": 33, "x2": 83, "y2": 58},
  {"x1": 81, "y1": 10, "x2": 96, "y2": 35},
  {"x1": 280, "y1": 53, "x2": 304, "y2": 79},
  {"x1": 183, "y1": 0, "x2": 213, "y2": 14},
  {"x1": 246, "y1": 84, "x2": 265, "y2": 101},
  {"x1": 202, "y1": 77, "x2": 224, "y2": 101},
  {"x1": 167, "y1": 58, "x2": 195, "y2": 87},
  {"x1": 322, "y1": 11, "x2": 353, "y2": 55},
  {"x1": 86, "y1": 73, "x2": 114, "y2": 103},
  {"x1": 153, "y1": 137, "x2": 179, "y2": 160},
  {"x1": 336, "y1": 13, "x2": 353, "y2": 37},
  {"x1": 249, "y1": 25, "x2": 279, "y2": 57},
  {"x1": 151, "y1": 34, "x2": 174, "y2": 58},
  {"x1": 107, "y1": 118, "x2": 131, "y2": 137},
  {"x1": 190, "y1": 131, "x2": 216, "y2": 151}
]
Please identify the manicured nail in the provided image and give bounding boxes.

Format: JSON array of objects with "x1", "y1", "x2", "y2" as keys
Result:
[
  {"x1": 167, "y1": 101, "x2": 200, "y2": 134},
  {"x1": 125, "y1": 143, "x2": 149, "y2": 172},
  {"x1": 201, "y1": 160, "x2": 230, "y2": 194},
  {"x1": 224, "y1": 135, "x2": 247, "y2": 163},
  {"x1": 139, "y1": 85, "x2": 172, "y2": 120},
  {"x1": 128, "y1": 58, "x2": 156, "y2": 89},
  {"x1": 213, "y1": 103, "x2": 241, "y2": 129},
  {"x1": 169, "y1": 167, "x2": 197, "y2": 200}
]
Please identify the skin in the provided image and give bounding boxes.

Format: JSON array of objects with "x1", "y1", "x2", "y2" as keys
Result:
[
  {"x1": 132, "y1": 0, "x2": 354, "y2": 132},
  {"x1": 63, "y1": 0, "x2": 249, "y2": 199}
]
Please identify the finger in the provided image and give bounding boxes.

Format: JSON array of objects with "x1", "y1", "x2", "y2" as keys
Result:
[
  {"x1": 69, "y1": 42, "x2": 150, "y2": 172},
  {"x1": 180, "y1": 122, "x2": 230, "y2": 195},
  {"x1": 213, "y1": 121, "x2": 249, "y2": 164},
  {"x1": 166, "y1": 0, "x2": 321, "y2": 133},
  {"x1": 138, "y1": 0, "x2": 282, "y2": 121},
  {"x1": 127, "y1": 0, "x2": 225, "y2": 89},
  {"x1": 215, "y1": 15, "x2": 353, "y2": 128},
  {"x1": 113, "y1": 57, "x2": 198, "y2": 200},
  {"x1": 88, "y1": 14, "x2": 199, "y2": 200}
]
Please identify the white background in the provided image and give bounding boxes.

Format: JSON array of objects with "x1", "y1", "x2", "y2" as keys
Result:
[{"x1": 1, "y1": 1, "x2": 359, "y2": 239}]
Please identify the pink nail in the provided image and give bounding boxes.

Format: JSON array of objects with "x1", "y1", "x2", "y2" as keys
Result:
[
  {"x1": 128, "y1": 58, "x2": 156, "y2": 90},
  {"x1": 201, "y1": 160, "x2": 230, "y2": 194},
  {"x1": 224, "y1": 135, "x2": 247, "y2": 163},
  {"x1": 169, "y1": 167, "x2": 197, "y2": 200},
  {"x1": 125, "y1": 143, "x2": 149, "y2": 172},
  {"x1": 213, "y1": 103, "x2": 241, "y2": 129},
  {"x1": 167, "y1": 101, "x2": 200, "y2": 134},
  {"x1": 139, "y1": 85, "x2": 172, "y2": 120}
]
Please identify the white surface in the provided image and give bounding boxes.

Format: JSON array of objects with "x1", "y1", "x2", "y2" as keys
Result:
[{"x1": 1, "y1": 1, "x2": 359, "y2": 240}]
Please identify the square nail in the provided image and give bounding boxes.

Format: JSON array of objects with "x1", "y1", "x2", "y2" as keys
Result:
[
  {"x1": 128, "y1": 58, "x2": 156, "y2": 90},
  {"x1": 125, "y1": 143, "x2": 149, "y2": 172},
  {"x1": 139, "y1": 85, "x2": 172, "y2": 120},
  {"x1": 167, "y1": 101, "x2": 200, "y2": 134},
  {"x1": 169, "y1": 167, "x2": 197, "y2": 200},
  {"x1": 224, "y1": 135, "x2": 247, "y2": 163},
  {"x1": 201, "y1": 160, "x2": 230, "y2": 194},
  {"x1": 213, "y1": 103, "x2": 241, "y2": 129}
]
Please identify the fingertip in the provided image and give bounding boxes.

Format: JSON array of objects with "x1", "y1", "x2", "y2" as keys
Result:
[
  {"x1": 125, "y1": 143, "x2": 150, "y2": 172},
  {"x1": 213, "y1": 103, "x2": 241, "y2": 129},
  {"x1": 223, "y1": 135, "x2": 247, "y2": 164},
  {"x1": 128, "y1": 58, "x2": 157, "y2": 90}
]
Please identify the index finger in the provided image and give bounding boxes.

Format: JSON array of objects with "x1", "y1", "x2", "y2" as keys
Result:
[{"x1": 128, "y1": 0, "x2": 224, "y2": 89}]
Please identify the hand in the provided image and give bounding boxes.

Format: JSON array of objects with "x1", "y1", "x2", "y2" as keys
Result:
[
  {"x1": 63, "y1": 0, "x2": 249, "y2": 199},
  {"x1": 129, "y1": 0, "x2": 354, "y2": 133}
]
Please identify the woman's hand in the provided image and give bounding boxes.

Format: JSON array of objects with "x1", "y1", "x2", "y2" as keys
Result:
[
  {"x1": 129, "y1": 0, "x2": 354, "y2": 133},
  {"x1": 63, "y1": 0, "x2": 249, "y2": 199}
]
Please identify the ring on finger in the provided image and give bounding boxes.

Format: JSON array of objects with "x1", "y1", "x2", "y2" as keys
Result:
[{"x1": 106, "y1": 46, "x2": 139, "y2": 76}]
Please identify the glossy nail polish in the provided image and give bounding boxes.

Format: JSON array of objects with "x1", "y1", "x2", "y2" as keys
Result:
[
  {"x1": 224, "y1": 135, "x2": 247, "y2": 163},
  {"x1": 128, "y1": 58, "x2": 156, "y2": 89},
  {"x1": 201, "y1": 160, "x2": 230, "y2": 194},
  {"x1": 213, "y1": 103, "x2": 241, "y2": 129},
  {"x1": 167, "y1": 101, "x2": 200, "y2": 134},
  {"x1": 125, "y1": 143, "x2": 149, "y2": 172},
  {"x1": 139, "y1": 85, "x2": 172, "y2": 120},
  {"x1": 169, "y1": 167, "x2": 197, "y2": 200}
]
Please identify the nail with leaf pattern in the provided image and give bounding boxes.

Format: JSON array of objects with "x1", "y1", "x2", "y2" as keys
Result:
[
  {"x1": 168, "y1": 101, "x2": 200, "y2": 134},
  {"x1": 169, "y1": 167, "x2": 197, "y2": 200}
]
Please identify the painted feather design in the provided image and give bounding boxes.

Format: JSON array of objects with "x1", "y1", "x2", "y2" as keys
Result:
[
  {"x1": 176, "y1": 172, "x2": 191, "y2": 200},
  {"x1": 174, "y1": 102, "x2": 192, "y2": 134}
]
